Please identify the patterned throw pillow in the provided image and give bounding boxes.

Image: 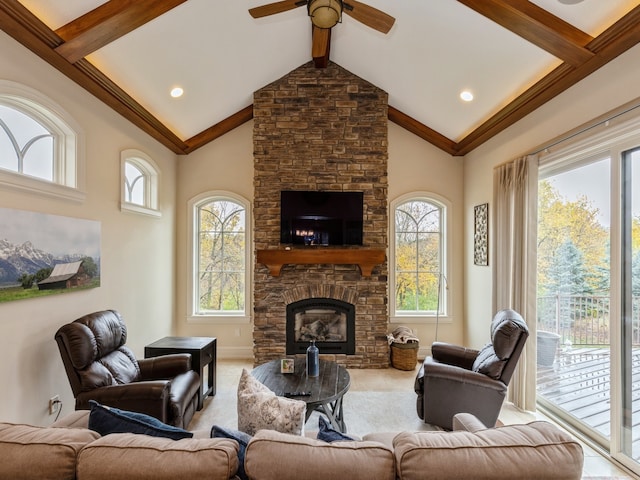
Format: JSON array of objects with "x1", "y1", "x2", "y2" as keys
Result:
[{"x1": 236, "y1": 368, "x2": 306, "y2": 436}]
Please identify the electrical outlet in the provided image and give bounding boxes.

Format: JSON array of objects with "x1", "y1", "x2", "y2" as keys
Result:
[{"x1": 49, "y1": 395, "x2": 60, "y2": 415}]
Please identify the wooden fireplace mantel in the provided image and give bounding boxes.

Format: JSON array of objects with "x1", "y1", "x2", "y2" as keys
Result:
[{"x1": 257, "y1": 248, "x2": 386, "y2": 277}]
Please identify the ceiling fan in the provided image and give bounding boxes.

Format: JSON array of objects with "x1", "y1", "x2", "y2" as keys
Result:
[{"x1": 249, "y1": 0, "x2": 395, "y2": 68}]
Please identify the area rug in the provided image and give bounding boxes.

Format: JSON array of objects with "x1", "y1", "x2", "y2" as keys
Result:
[{"x1": 189, "y1": 390, "x2": 441, "y2": 436}]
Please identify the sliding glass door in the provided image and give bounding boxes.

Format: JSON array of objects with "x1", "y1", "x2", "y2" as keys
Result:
[
  {"x1": 620, "y1": 146, "x2": 640, "y2": 465},
  {"x1": 536, "y1": 137, "x2": 640, "y2": 475},
  {"x1": 536, "y1": 157, "x2": 612, "y2": 445}
]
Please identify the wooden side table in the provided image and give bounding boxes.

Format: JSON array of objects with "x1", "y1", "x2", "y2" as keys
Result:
[{"x1": 144, "y1": 336, "x2": 216, "y2": 410}]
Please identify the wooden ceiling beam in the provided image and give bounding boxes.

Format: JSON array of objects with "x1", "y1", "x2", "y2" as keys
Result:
[
  {"x1": 184, "y1": 106, "x2": 254, "y2": 154},
  {"x1": 1, "y1": 0, "x2": 638, "y2": 158},
  {"x1": 54, "y1": 0, "x2": 187, "y2": 64},
  {"x1": 388, "y1": 107, "x2": 457, "y2": 155},
  {"x1": 0, "y1": 0, "x2": 188, "y2": 154},
  {"x1": 455, "y1": 5, "x2": 640, "y2": 156},
  {"x1": 312, "y1": 26, "x2": 331, "y2": 68},
  {"x1": 457, "y1": 0, "x2": 594, "y2": 66}
]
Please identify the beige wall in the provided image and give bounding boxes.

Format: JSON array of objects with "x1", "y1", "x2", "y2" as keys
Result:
[
  {"x1": 0, "y1": 31, "x2": 178, "y2": 425},
  {"x1": 463, "y1": 44, "x2": 640, "y2": 349},
  {"x1": 388, "y1": 123, "x2": 465, "y2": 352},
  {"x1": 175, "y1": 118, "x2": 465, "y2": 359},
  {"x1": 175, "y1": 121, "x2": 254, "y2": 357}
]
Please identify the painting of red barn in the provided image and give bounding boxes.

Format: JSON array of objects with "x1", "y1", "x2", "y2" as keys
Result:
[
  {"x1": 0, "y1": 207, "x2": 100, "y2": 303},
  {"x1": 37, "y1": 260, "x2": 92, "y2": 290}
]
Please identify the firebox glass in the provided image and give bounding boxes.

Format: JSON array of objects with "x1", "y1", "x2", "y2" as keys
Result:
[{"x1": 294, "y1": 308, "x2": 347, "y2": 343}]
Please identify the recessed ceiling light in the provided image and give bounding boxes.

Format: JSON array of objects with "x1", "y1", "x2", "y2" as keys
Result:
[
  {"x1": 557, "y1": 0, "x2": 584, "y2": 4},
  {"x1": 170, "y1": 87, "x2": 184, "y2": 98},
  {"x1": 460, "y1": 90, "x2": 474, "y2": 102}
]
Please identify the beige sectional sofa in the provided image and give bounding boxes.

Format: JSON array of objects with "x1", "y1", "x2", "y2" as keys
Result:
[{"x1": 0, "y1": 410, "x2": 584, "y2": 480}]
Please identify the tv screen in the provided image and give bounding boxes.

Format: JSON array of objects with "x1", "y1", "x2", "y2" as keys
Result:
[{"x1": 280, "y1": 190, "x2": 364, "y2": 246}]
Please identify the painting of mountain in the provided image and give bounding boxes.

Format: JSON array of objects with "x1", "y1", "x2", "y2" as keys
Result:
[{"x1": 0, "y1": 207, "x2": 100, "y2": 302}]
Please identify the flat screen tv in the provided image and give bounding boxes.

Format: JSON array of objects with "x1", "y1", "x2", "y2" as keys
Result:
[{"x1": 280, "y1": 190, "x2": 364, "y2": 246}]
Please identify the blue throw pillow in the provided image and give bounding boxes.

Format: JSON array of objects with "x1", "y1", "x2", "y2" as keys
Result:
[
  {"x1": 211, "y1": 425, "x2": 251, "y2": 480},
  {"x1": 88, "y1": 400, "x2": 193, "y2": 440},
  {"x1": 317, "y1": 416, "x2": 355, "y2": 442}
]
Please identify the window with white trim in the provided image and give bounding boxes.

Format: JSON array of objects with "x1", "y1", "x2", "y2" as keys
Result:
[
  {"x1": 189, "y1": 192, "x2": 251, "y2": 323},
  {"x1": 391, "y1": 193, "x2": 448, "y2": 320},
  {"x1": 120, "y1": 149, "x2": 160, "y2": 217},
  {"x1": 0, "y1": 80, "x2": 84, "y2": 201}
]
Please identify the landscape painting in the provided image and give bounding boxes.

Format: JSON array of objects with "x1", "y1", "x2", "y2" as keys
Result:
[{"x1": 0, "y1": 207, "x2": 100, "y2": 303}]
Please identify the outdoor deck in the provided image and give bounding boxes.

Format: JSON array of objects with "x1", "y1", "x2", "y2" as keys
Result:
[{"x1": 536, "y1": 347, "x2": 640, "y2": 459}]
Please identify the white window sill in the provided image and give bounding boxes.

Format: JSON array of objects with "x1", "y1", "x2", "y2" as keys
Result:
[
  {"x1": 390, "y1": 315, "x2": 452, "y2": 324},
  {"x1": 0, "y1": 170, "x2": 85, "y2": 203},
  {"x1": 120, "y1": 202, "x2": 161, "y2": 218}
]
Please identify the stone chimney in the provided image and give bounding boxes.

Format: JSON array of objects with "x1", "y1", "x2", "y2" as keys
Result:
[{"x1": 253, "y1": 61, "x2": 389, "y2": 368}]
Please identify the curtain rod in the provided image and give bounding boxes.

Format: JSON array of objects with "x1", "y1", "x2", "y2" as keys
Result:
[{"x1": 528, "y1": 99, "x2": 640, "y2": 157}]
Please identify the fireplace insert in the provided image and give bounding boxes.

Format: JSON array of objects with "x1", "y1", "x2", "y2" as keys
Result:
[{"x1": 286, "y1": 298, "x2": 355, "y2": 355}]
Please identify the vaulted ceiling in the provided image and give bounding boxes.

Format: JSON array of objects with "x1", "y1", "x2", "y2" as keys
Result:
[{"x1": 1, "y1": 0, "x2": 639, "y2": 156}]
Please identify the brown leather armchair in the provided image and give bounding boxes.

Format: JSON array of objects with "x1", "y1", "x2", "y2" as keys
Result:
[
  {"x1": 414, "y1": 309, "x2": 529, "y2": 430},
  {"x1": 55, "y1": 310, "x2": 200, "y2": 429}
]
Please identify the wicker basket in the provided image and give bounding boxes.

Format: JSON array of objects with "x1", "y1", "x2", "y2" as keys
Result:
[{"x1": 390, "y1": 341, "x2": 419, "y2": 370}]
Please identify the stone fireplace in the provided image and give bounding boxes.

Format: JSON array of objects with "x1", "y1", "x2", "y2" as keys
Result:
[{"x1": 253, "y1": 62, "x2": 389, "y2": 368}]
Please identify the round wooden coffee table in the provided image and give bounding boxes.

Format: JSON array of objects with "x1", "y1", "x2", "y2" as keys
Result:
[{"x1": 251, "y1": 358, "x2": 351, "y2": 432}]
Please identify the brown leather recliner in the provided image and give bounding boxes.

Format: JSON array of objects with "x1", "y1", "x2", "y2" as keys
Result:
[
  {"x1": 414, "y1": 309, "x2": 529, "y2": 430},
  {"x1": 55, "y1": 310, "x2": 200, "y2": 429}
]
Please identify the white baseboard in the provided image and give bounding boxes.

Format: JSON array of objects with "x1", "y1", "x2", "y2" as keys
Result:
[{"x1": 217, "y1": 346, "x2": 253, "y2": 359}]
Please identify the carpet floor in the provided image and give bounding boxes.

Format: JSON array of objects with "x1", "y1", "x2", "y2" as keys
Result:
[{"x1": 188, "y1": 358, "x2": 530, "y2": 436}]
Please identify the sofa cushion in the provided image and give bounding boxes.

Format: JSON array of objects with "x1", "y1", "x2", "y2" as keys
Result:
[
  {"x1": 88, "y1": 400, "x2": 193, "y2": 440},
  {"x1": 392, "y1": 421, "x2": 584, "y2": 480},
  {"x1": 237, "y1": 368, "x2": 306, "y2": 436},
  {"x1": 244, "y1": 429, "x2": 395, "y2": 480},
  {"x1": 212, "y1": 425, "x2": 251, "y2": 480},
  {"x1": 0, "y1": 422, "x2": 100, "y2": 480},
  {"x1": 76, "y1": 433, "x2": 239, "y2": 480}
]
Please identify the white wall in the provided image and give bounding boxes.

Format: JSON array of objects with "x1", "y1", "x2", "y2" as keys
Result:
[
  {"x1": 463, "y1": 44, "x2": 640, "y2": 349},
  {"x1": 0, "y1": 31, "x2": 178, "y2": 425}
]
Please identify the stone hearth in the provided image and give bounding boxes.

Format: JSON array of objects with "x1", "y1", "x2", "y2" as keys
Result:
[{"x1": 253, "y1": 62, "x2": 389, "y2": 368}]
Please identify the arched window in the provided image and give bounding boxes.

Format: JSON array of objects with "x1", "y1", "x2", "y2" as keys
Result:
[
  {"x1": 0, "y1": 80, "x2": 84, "y2": 201},
  {"x1": 0, "y1": 104, "x2": 53, "y2": 180},
  {"x1": 390, "y1": 193, "x2": 449, "y2": 320},
  {"x1": 189, "y1": 192, "x2": 251, "y2": 323},
  {"x1": 120, "y1": 149, "x2": 160, "y2": 217}
]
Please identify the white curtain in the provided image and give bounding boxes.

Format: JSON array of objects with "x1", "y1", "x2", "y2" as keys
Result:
[{"x1": 492, "y1": 154, "x2": 538, "y2": 411}]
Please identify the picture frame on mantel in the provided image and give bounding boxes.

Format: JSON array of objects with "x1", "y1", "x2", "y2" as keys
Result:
[{"x1": 474, "y1": 203, "x2": 489, "y2": 266}]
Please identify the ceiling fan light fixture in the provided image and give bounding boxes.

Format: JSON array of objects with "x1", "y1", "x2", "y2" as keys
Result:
[{"x1": 308, "y1": 0, "x2": 343, "y2": 29}]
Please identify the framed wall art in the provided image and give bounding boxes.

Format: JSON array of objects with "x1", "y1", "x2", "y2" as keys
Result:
[
  {"x1": 474, "y1": 203, "x2": 489, "y2": 266},
  {"x1": 0, "y1": 207, "x2": 101, "y2": 303}
]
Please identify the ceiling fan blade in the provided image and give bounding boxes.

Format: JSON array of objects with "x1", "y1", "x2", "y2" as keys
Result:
[
  {"x1": 343, "y1": 0, "x2": 395, "y2": 34},
  {"x1": 249, "y1": 0, "x2": 307, "y2": 19}
]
